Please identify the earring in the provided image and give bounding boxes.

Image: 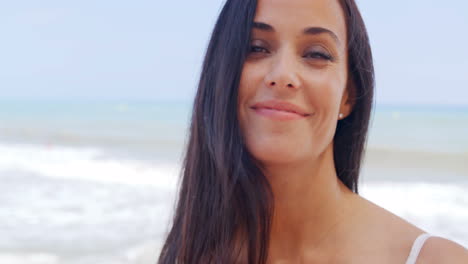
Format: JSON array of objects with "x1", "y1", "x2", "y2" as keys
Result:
[{"x1": 338, "y1": 113, "x2": 344, "y2": 119}]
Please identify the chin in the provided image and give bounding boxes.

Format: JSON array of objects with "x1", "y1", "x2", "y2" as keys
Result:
[{"x1": 245, "y1": 134, "x2": 309, "y2": 165}]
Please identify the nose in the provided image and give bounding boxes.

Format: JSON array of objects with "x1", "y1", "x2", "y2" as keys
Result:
[{"x1": 264, "y1": 50, "x2": 302, "y2": 90}]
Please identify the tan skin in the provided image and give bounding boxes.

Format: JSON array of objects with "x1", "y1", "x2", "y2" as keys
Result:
[{"x1": 236, "y1": 0, "x2": 468, "y2": 263}]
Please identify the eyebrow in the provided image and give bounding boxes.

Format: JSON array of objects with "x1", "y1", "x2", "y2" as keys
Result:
[{"x1": 252, "y1": 21, "x2": 341, "y2": 46}]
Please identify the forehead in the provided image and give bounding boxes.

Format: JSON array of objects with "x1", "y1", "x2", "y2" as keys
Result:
[{"x1": 253, "y1": 0, "x2": 347, "y2": 42}]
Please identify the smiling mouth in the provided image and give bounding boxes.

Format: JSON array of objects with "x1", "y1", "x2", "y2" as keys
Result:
[
  {"x1": 251, "y1": 107, "x2": 311, "y2": 121},
  {"x1": 251, "y1": 106, "x2": 310, "y2": 117}
]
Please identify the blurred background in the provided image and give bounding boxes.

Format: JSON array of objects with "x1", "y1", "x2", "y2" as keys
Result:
[{"x1": 0, "y1": 0, "x2": 467, "y2": 263}]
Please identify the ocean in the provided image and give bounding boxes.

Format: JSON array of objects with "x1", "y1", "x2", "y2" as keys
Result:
[{"x1": 0, "y1": 99, "x2": 467, "y2": 263}]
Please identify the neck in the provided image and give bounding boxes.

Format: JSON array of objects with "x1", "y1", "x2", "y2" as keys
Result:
[{"x1": 263, "y1": 143, "x2": 359, "y2": 261}]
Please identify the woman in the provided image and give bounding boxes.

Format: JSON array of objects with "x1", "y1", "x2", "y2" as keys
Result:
[{"x1": 158, "y1": 0, "x2": 468, "y2": 263}]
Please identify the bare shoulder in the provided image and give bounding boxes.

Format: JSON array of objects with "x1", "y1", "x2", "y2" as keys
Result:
[
  {"x1": 353, "y1": 194, "x2": 426, "y2": 235},
  {"x1": 349, "y1": 195, "x2": 468, "y2": 263},
  {"x1": 417, "y1": 236, "x2": 468, "y2": 264}
]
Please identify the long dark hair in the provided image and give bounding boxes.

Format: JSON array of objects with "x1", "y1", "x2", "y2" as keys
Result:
[{"x1": 158, "y1": 0, "x2": 374, "y2": 263}]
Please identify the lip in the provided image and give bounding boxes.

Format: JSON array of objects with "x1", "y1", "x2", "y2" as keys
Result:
[{"x1": 250, "y1": 99, "x2": 312, "y2": 121}]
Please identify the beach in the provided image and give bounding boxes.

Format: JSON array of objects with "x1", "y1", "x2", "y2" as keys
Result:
[{"x1": 0, "y1": 100, "x2": 467, "y2": 263}]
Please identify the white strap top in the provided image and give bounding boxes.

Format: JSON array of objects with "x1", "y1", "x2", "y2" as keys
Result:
[{"x1": 405, "y1": 233, "x2": 432, "y2": 264}]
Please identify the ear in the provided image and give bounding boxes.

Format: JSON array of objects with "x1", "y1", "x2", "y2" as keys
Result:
[{"x1": 339, "y1": 79, "x2": 356, "y2": 119}]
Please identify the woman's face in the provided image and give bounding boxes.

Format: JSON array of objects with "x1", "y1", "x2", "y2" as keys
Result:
[{"x1": 238, "y1": 0, "x2": 353, "y2": 166}]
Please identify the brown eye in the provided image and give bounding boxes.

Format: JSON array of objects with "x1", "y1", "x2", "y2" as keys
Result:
[
  {"x1": 249, "y1": 45, "x2": 269, "y2": 53},
  {"x1": 304, "y1": 51, "x2": 333, "y2": 61},
  {"x1": 304, "y1": 45, "x2": 334, "y2": 62}
]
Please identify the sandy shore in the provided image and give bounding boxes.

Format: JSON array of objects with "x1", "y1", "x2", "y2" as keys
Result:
[{"x1": 362, "y1": 147, "x2": 468, "y2": 181}]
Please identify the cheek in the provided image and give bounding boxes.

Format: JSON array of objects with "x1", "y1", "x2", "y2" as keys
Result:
[
  {"x1": 302, "y1": 69, "x2": 347, "y2": 142},
  {"x1": 239, "y1": 62, "x2": 265, "y2": 93},
  {"x1": 305, "y1": 68, "x2": 346, "y2": 113},
  {"x1": 238, "y1": 63, "x2": 265, "y2": 127},
  {"x1": 310, "y1": 66, "x2": 344, "y2": 90}
]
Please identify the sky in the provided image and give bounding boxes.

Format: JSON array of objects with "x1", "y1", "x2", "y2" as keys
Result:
[{"x1": 0, "y1": 0, "x2": 467, "y2": 105}]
